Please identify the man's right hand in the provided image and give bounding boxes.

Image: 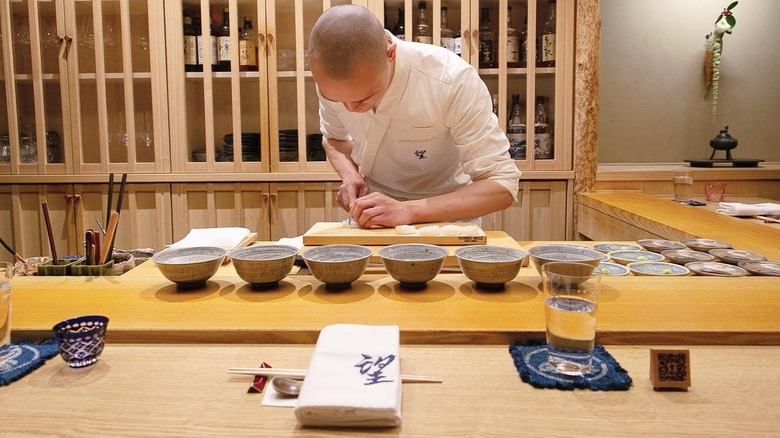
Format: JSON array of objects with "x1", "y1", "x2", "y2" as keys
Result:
[{"x1": 338, "y1": 176, "x2": 369, "y2": 212}]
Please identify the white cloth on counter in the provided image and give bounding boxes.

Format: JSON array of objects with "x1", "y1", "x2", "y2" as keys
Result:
[
  {"x1": 168, "y1": 227, "x2": 250, "y2": 250},
  {"x1": 276, "y1": 235, "x2": 304, "y2": 250},
  {"x1": 716, "y1": 202, "x2": 780, "y2": 217},
  {"x1": 294, "y1": 324, "x2": 402, "y2": 428}
]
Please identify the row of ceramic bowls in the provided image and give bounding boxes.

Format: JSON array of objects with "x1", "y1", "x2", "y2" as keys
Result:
[
  {"x1": 152, "y1": 243, "x2": 537, "y2": 290},
  {"x1": 150, "y1": 238, "x2": 779, "y2": 290}
]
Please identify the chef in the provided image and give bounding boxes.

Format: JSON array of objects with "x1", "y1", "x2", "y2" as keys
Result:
[{"x1": 308, "y1": 4, "x2": 521, "y2": 228}]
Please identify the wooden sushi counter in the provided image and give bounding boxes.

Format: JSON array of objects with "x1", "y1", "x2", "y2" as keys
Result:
[
  {"x1": 6, "y1": 232, "x2": 780, "y2": 437},
  {"x1": 10, "y1": 234, "x2": 780, "y2": 346}
]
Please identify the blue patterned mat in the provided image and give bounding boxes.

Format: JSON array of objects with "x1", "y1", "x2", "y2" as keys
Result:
[
  {"x1": 0, "y1": 339, "x2": 60, "y2": 386},
  {"x1": 509, "y1": 341, "x2": 632, "y2": 391}
]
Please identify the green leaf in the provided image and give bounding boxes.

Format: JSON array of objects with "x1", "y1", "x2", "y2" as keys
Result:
[
  {"x1": 714, "y1": 14, "x2": 723, "y2": 25},
  {"x1": 726, "y1": 16, "x2": 736, "y2": 27},
  {"x1": 727, "y1": 1, "x2": 738, "y2": 11}
]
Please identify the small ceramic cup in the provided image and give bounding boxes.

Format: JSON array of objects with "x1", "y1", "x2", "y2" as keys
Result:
[{"x1": 52, "y1": 315, "x2": 109, "y2": 368}]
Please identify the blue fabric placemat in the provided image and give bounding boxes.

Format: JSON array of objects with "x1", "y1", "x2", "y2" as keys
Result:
[
  {"x1": 509, "y1": 340, "x2": 632, "y2": 391},
  {"x1": 0, "y1": 339, "x2": 60, "y2": 386}
]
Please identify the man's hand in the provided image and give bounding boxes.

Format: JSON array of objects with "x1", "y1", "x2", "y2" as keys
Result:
[
  {"x1": 350, "y1": 192, "x2": 413, "y2": 228},
  {"x1": 338, "y1": 176, "x2": 370, "y2": 212}
]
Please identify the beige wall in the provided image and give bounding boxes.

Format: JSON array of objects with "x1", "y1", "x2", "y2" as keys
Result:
[{"x1": 598, "y1": 0, "x2": 780, "y2": 163}]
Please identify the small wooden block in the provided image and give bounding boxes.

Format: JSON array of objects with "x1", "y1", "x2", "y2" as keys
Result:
[{"x1": 650, "y1": 348, "x2": 691, "y2": 391}]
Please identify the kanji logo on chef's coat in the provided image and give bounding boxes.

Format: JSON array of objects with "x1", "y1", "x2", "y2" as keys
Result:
[{"x1": 414, "y1": 150, "x2": 427, "y2": 159}]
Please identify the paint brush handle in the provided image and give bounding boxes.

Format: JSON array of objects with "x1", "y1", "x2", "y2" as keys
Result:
[
  {"x1": 0, "y1": 236, "x2": 26, "y2": 263},
  {"x1": 100, "y1": 211, "x2": 119, "y2": 264},
  {"x1": 42, "y1": 201, "x2": 58, "y2": 265}
]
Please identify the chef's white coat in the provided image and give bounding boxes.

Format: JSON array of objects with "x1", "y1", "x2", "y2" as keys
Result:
[{"x1": 318, "y1": 31, "x2": 521, "y2": 202}]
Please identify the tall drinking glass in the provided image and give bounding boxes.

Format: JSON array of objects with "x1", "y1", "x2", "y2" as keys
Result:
[
  {"x1": 542, "y1": 262, "x2": 600, "y2": 375},
  {"x1": 0, "y1": 262, "x2": 12, "y2": 364}
]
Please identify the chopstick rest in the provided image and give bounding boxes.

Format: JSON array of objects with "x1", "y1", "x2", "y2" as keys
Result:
[{"x1": 294, "y1": 324, "x2": 402, "y2": 428}]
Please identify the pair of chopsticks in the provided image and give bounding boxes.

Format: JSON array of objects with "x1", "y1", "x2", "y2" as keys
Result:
[
  {"x1": 100, "y1": 173, "x2": 127, "y2": 264},
  {"x1": 227, "y1": 367, "x2": 442, "y2": 383}
]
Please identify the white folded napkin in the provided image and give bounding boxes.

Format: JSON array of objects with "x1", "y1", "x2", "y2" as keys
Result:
[
  {"x1": 168, "y1": 227, "x2": 250, "y2": 250},
  {"x1": 294, "y1": 324, "x2": 402, "y2": 428},
  {"x1": 716, "y1": 202, "x2": 780, "y2": 217}
]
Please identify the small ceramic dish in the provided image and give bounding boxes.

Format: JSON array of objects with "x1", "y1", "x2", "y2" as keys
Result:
[
  {"x1": 527, "y1": 244, "x2": 603, "y2": 276},
  {"x1": 152, "y1": 246, "x2": 227, "y2": 288},
  {"x1": 636, "y1": 239, "x2": 687, "y2": 253},
  {"x1": 708, "y1": 248, "x2": 767, "y2": 265},
  {"x1": 738, "y1": 260, "x2": 780, "y2": 277},
  {"x1": 660, "y1": 249, "x2": 715, "y2": 265},
  {"x1": 608, "y1": 250, "x2": 665, "y2": 265},
  {"x1": 680, "y1": 238, "x2": 732, "y2": 252},
  {"x1": 454, "y1": 245, "x2": 528, "y2": 290},
  {"x1": 685, "y1": 261, "x2": 749, "y2": 277},
  {"x1": 592, "y1": 242, "x2": 643, "y2": 253},
  {"x1": 628, "y1": 261, "x2": 690, "y2": 276},
  {"x1": 596, "y1": 261, "x2": 630, "y2": 276}
]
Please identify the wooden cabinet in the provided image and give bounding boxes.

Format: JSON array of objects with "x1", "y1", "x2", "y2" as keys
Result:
[
  {"x1": 171, "y1": 181, "x2": 342, "y2": 241},
  {"x1": 0, "y1": 182, "x2": 171, "y2": 263},
  {"x1": 0, "y1": 0, "x2": 169, "y2": 175},
  {"x1": 1, "y1": 0, "x2": 577, "y2": 263}
]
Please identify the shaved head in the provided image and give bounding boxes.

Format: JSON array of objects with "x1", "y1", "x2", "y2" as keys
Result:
[{"x1": 308, "y1": 4, "x2": 389, "y2": 80}]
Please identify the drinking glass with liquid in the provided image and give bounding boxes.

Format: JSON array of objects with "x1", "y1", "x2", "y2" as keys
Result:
[
  {"x1": 0, "y1": 262, "x2": 12, "y2": 365},
  {"x1": 542, "y1": 262, "x2": 600, "y2": 375}
]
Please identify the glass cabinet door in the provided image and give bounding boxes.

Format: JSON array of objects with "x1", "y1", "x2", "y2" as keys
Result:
[
  {"x1": 168, "y1": 0, "x2": 332, "y2": 174},
  {"x1": 68, "y1": 0, "x2": 168, "y2": 174},
  {"x1": 0, "y1": 0, "x2": 69, "y2": 175}
]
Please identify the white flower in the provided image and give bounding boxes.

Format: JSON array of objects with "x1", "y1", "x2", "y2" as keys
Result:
[{"x1": 715, "y1": 17, "x2": 733, "y2": 33}]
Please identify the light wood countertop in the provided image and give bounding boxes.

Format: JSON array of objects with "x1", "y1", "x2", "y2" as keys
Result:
[
  {"x1": 3, "y1": 343, "x2": 779, "y2": 436},
  {"x1": 11, "y1": 236, "x2": 780, "y2": 345},
  {"x1": 578, "y1": 192, "x2": 780, "y2": 258}
]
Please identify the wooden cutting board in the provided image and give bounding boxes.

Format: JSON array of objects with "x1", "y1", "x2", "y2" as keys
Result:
[{"x1": 302, "y1": 222, "x2": 487, "y2": 246}]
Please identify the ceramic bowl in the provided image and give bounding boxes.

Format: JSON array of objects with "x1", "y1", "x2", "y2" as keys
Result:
[
  {"x1": 680, "y1": 238, "x2": 732, "y2": 252},
  {"x1": 152, "y1": 246, "x2": 227, "y2": 288},
  {"x1": 660, "y1": 249, "x2": 715, "y2": 265},
  {"x1": 454, "y1": 245, "x2": 528, "y2": 290},
  {"x1": 592, "y1": 242, "x2": 643, "y2": 253},
  {"x1": 597, "y1": 261, "x2": 630, "y2": 276},
  {"x1": 229, "y1": 244, "x2": 299, "y2": 289},
  {"x1": 636, "y1": 239, "x2": 687, "y2": 253},
  {"x1": 685, "y1": 261, "x2": 749, "y2": 277},
  {"x1": 527, "y1": 244, "x2": 604, "y2": 276},
  {"x1": 379, "y1": 243, "x2": 448, "y2": 289},
  {"x1": 738, "y1": 260, "x2": 780, "y2": 276},
  {"x1": 708, "y1": 248, "x2": 767, "y2": 265},
  {"x1": 301, "y1": 244, "x2": 372, "y2": 290},
  {"x1": 608, "y1": 250, "x2": 665, "y2": 265},
  {"x1": 628, "y1": 261, "x2": 690, "y2": 276}
]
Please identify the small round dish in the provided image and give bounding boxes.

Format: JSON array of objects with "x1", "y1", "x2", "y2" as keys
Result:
[
  {"x1": 301, "y1": 244, "x2": 373, "y2": 290},
  {"x1": 708, "y1": 248, "x2": 767, "y2": 265},
  {"x1": 379, "y1": 243, "x2": 448, "y2": 289},
  {"x1": 454, "y1": 245, "x2": 528, "y2": 290},
  {"x1": 592, "y1": 242, "x2": 643, "y2": 253},
  {"x1": 152, "y1": 246, "x2": 227, "y2": 288},
  {"x1": 628, "y1": 261, "x2": 690, "y2": 276},
  {"x1": 636, "y1": 239, "x2": 687, "y2": 253},
  {"x1": 660, "y1": 249, "x2": 715, "y2": 265},
  {"x1": 596, "y1": 261, "x2": 630, "y2": 276},
  {"x1": 680, "y1": 238, "x2": 732, "y2": 252},
  {"x1": 738, "y1": 261, "x2": 780, "y2": 277},
  {"x1": 608, "y1": 250, "x2": 665, "y2": 265},
  {"x1": 685, "y1": 261, "x2": 749, "y2": 277}
]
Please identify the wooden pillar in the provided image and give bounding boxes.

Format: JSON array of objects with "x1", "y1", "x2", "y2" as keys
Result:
[{"x1": 573, "y1": 0, "x2": 600, "y2": 239}]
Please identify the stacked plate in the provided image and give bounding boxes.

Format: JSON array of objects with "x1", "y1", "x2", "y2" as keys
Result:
[
  {"x1": 307, "y1": 133, "x2": 325, "y2": 161},
  {"x1": 223, "y1": 132, "x2": 261, "y2": 162},
  {"x1": 278, "y1": 129, "x2": 299, "y2": 162}
]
